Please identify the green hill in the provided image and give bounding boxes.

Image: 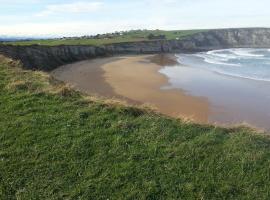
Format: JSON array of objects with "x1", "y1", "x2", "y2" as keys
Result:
[
  {"x1": 1, "y1": 55, "x2": 270, "y2": 199},
  {"x1": 2, "y1": 29, "x2": 205, "y2": 46}
]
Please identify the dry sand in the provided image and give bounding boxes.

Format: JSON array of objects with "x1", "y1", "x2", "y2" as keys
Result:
[{"x1": 52, "y1": 55, "x2": 210, "y2": 122}]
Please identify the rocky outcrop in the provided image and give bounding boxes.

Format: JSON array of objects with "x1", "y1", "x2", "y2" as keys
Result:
[
  {"x1": 0, "y1": 45, "x2": 109, "y2": 71},
  {"x1": 0, "y1": 28, "x2": 270, "y2": 71},
  {"x1": 180, "y1": 28, "x2": 270, "y2": 50}
]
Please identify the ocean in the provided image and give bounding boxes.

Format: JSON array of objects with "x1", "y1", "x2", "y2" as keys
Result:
[{"x1": 159, "y1": 48, "x2": 270, "y2": 130}]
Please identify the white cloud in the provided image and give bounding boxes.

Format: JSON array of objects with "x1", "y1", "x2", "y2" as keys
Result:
[
  {"x1": 1, "y1": 15, "x2": 269, "y2": 37},
  {"x1": 0, "y1": 0, "x2": 39, "y2": 3},
  {"x1": 0, "y1": 19, "x2": 174, "y2": 37},
  {"x1": 0, "y1": 0, "x2": 269, "y2": 37},
  {"x1": 145, "y1": 0, "x2": 177, "y2": 4},
  {"x1": 37, "y1": 1, "x2": 103, "y2": 17}
]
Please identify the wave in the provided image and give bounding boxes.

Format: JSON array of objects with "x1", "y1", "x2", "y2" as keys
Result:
[
  {"x1": 210, "y1": 69, "x2": 270, "y2": 82},
  {"x1": 207, "y1": 48, "x2": 265, "y2": 58},
  {"x1": 210, "y1": 53, "x2": 237, "y2": 59},
  {"x1": 229, "y1": 49, "x2": 264, "y2": 57},
  {"x1": 175, "y1": 48, "x2": 270, "y2": 82},
  {"x1": 195, "y1": 54, "x2": 240, "y2": 66},
  {"x1": 206, "y1": 50, "x2": 237, "y2": 59}
]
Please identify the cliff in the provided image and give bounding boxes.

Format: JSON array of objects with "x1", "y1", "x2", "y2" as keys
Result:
[
  {"x1": 0, "y1": 28, "x2": 270, "y2": 71},
  {"x1": 181, "y1": 28, "x2": 270, "y2": 50}
]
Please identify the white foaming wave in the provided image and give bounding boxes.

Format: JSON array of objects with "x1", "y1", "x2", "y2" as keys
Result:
[
  {"x1": 175, "y1": 49, "x2": 270, "y2": 82},
  {"x1": 212, "y1": 53, "x2": 237, "y2": 59},
  {"x1": 211, "y1": 69, "x2": 270, "y2": 82},
  {"x1": 206, "y1": 50, "x2": 237, "y2": 59},
  {"x1": 195, "y1": 54, "x2": 240, "y2": 66},
  {"x1": 196, "y1": 53, "x2": 229, "y2": 61},
  {"x1": 208, "y1": 48, "x2": 266, "y2": 58},
  {"x1": 229, "y1": 49, "x2": 264, "y2": 57},
  {"x1": 176, "y1": 54, "x2": 270, "y2": 82}
]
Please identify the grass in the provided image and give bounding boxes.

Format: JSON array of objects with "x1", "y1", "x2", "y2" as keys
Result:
[
  {"x1": 1, "y1": 55, "x2": 270, "y2": 199},
  {"x1": 2, "y1": 29, "x2": 205, "y2": 46}
]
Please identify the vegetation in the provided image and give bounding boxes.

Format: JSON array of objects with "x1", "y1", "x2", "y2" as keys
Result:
[
  {"x1": 1, "y1": 55, "x2": 270, "y2": 199},
  {"x1": 2, "y1": 29, "x2": 205, "y2": 46}
]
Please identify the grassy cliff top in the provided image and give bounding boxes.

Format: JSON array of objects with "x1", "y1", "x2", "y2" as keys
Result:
[
  {"x1": 1, "y1": 29, "x2": 205, "y2": 46},
  {"x1": 1, "y1": 55, "x2": 270, "y2": 199}
]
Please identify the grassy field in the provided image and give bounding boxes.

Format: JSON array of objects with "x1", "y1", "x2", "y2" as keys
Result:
[
  {"x1": 1, "y1": 55, "x2": 270, "y2": 199},
  {"x1": 2, "y1": 29, "x2": 205, "y2": 46}
]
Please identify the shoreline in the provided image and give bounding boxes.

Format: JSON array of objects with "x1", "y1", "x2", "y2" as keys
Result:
[
  {"x1": 51, "y1": 53, "x2": 270, "y2": 130},
  {"x1": 52, "y1": 54, "x2": 210, "y2": 122},
  {"x1": 161, "y1": 53, "x2": 270, "y2": 131},
  {"x1": 51, "y1": 56, "x2": 139, "y2": 104}
]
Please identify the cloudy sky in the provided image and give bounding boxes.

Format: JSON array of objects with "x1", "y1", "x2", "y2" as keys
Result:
[{"x1": 0, "y1": 0, "x2": 269, "y2": 37}]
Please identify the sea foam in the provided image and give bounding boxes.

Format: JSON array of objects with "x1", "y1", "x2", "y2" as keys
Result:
[
  {"x1": 229, "y1": 49, "x2": 264, "y2": 57},
  {"x1": 175, "y1": 48, "x2": 270, "y2": 82}
]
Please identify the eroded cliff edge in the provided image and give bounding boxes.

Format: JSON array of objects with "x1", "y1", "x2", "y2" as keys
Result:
[{"x1": 1, "y1": 28, "x2": 270, "y2": 71}]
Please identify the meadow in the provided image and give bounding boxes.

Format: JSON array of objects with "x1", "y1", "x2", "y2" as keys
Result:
[
  {"x1": 2, "y1": 29, "x2": 204, "y2": 46},
  {"x1": 1, "y1": 55, "x2": 270, "y2": 199}
]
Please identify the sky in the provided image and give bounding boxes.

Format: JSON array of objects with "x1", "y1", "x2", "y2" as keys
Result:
[{"x1": 0, "y1": 0, "x2": 269, "y2": 37}]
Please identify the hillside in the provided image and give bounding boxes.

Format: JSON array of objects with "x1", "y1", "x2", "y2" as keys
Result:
[
  {"x1": 1, "y1": 28, "x2": 270, "y2": 71},
  {"x1": 1, "y1": 55, "x2": 270, "y2": 199},
  {"x1": 2, "y1": 30, "x2": 205, "y2": 46}
]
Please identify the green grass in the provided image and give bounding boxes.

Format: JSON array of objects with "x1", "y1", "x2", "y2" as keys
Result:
[
  {"x1": 1, "y1": 55, "x2": 270, "y2": 199},
  {"x1": 2, "y1": 29, "x2": 205, "y2": 46}
]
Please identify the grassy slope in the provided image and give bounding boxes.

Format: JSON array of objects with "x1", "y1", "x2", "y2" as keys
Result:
[
  {"x1": 2, "y1": 30, "x2": 204, "y2": 46},
  {"x1": 1, "y1": 56, "x2": 270, "y2": 199}
]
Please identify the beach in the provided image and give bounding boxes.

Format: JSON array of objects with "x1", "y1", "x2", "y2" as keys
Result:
[
  {"x1": 52, "y1": 53, "x2": 270, "y2": 130},
  {"x1": 52, "y1": 55, "x2": 209, "y2": 122},
  {"x1": 160, "y1": 51, "x2": 270, "y2": 130}
]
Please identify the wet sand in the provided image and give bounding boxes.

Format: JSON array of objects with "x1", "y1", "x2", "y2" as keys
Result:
[
  {"x1": 52, "y1": 55, "x2": 210, "y2": 122},
  {"x1": 160, "y1": 64, "x2": 270, "y2": 130},
  {"x1": 52, "y1": 57, "x2": 119, "y2": 97}
]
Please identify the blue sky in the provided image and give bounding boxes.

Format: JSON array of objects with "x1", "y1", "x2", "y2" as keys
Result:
[{"x1": 0, "y1": 0, "x2": 269, "y2": 37}]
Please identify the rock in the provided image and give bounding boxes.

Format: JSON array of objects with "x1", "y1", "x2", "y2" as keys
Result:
[{"x1": 0, "y1": 28, "x2": 270, "y2": 71}]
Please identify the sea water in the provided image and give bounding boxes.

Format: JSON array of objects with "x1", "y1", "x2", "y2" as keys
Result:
[
  {"x1": 159, "y1": 48, "x2": 270, "y2": 129},
  {"x1": 178, "y1": 48, "x2": 270, "y2": 82}
]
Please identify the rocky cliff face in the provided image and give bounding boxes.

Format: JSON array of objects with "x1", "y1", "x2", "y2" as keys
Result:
[
  {"x1": 0, "y1": 28, "x2": 270, "y2": 71},
  {"x1": 0, "y1": 45, "x2": 109, "y2": 71},
  {"x1": 181, "y1": 28, "x2": 270, "y2": 50}
]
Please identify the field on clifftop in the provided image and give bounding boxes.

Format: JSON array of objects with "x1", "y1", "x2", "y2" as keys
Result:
[
  {"x1": 2, "y1": 29, "x2": 204, "y2": 46},
  {"x1": 1, "y1": 55, "x2": 270, "y2": 199}
]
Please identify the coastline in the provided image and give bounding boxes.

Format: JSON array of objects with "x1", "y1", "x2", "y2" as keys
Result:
[
  {"x1": 161, "y1": 52, "x2": 270, "y2": 130},
  {"x1": 52, "y1": 54, "x2": 210, "y2": 122}
]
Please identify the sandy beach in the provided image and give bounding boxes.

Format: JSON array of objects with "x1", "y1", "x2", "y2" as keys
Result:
[{"x1": 52, "y1": 55, "x2": 210, "y2": 122}]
